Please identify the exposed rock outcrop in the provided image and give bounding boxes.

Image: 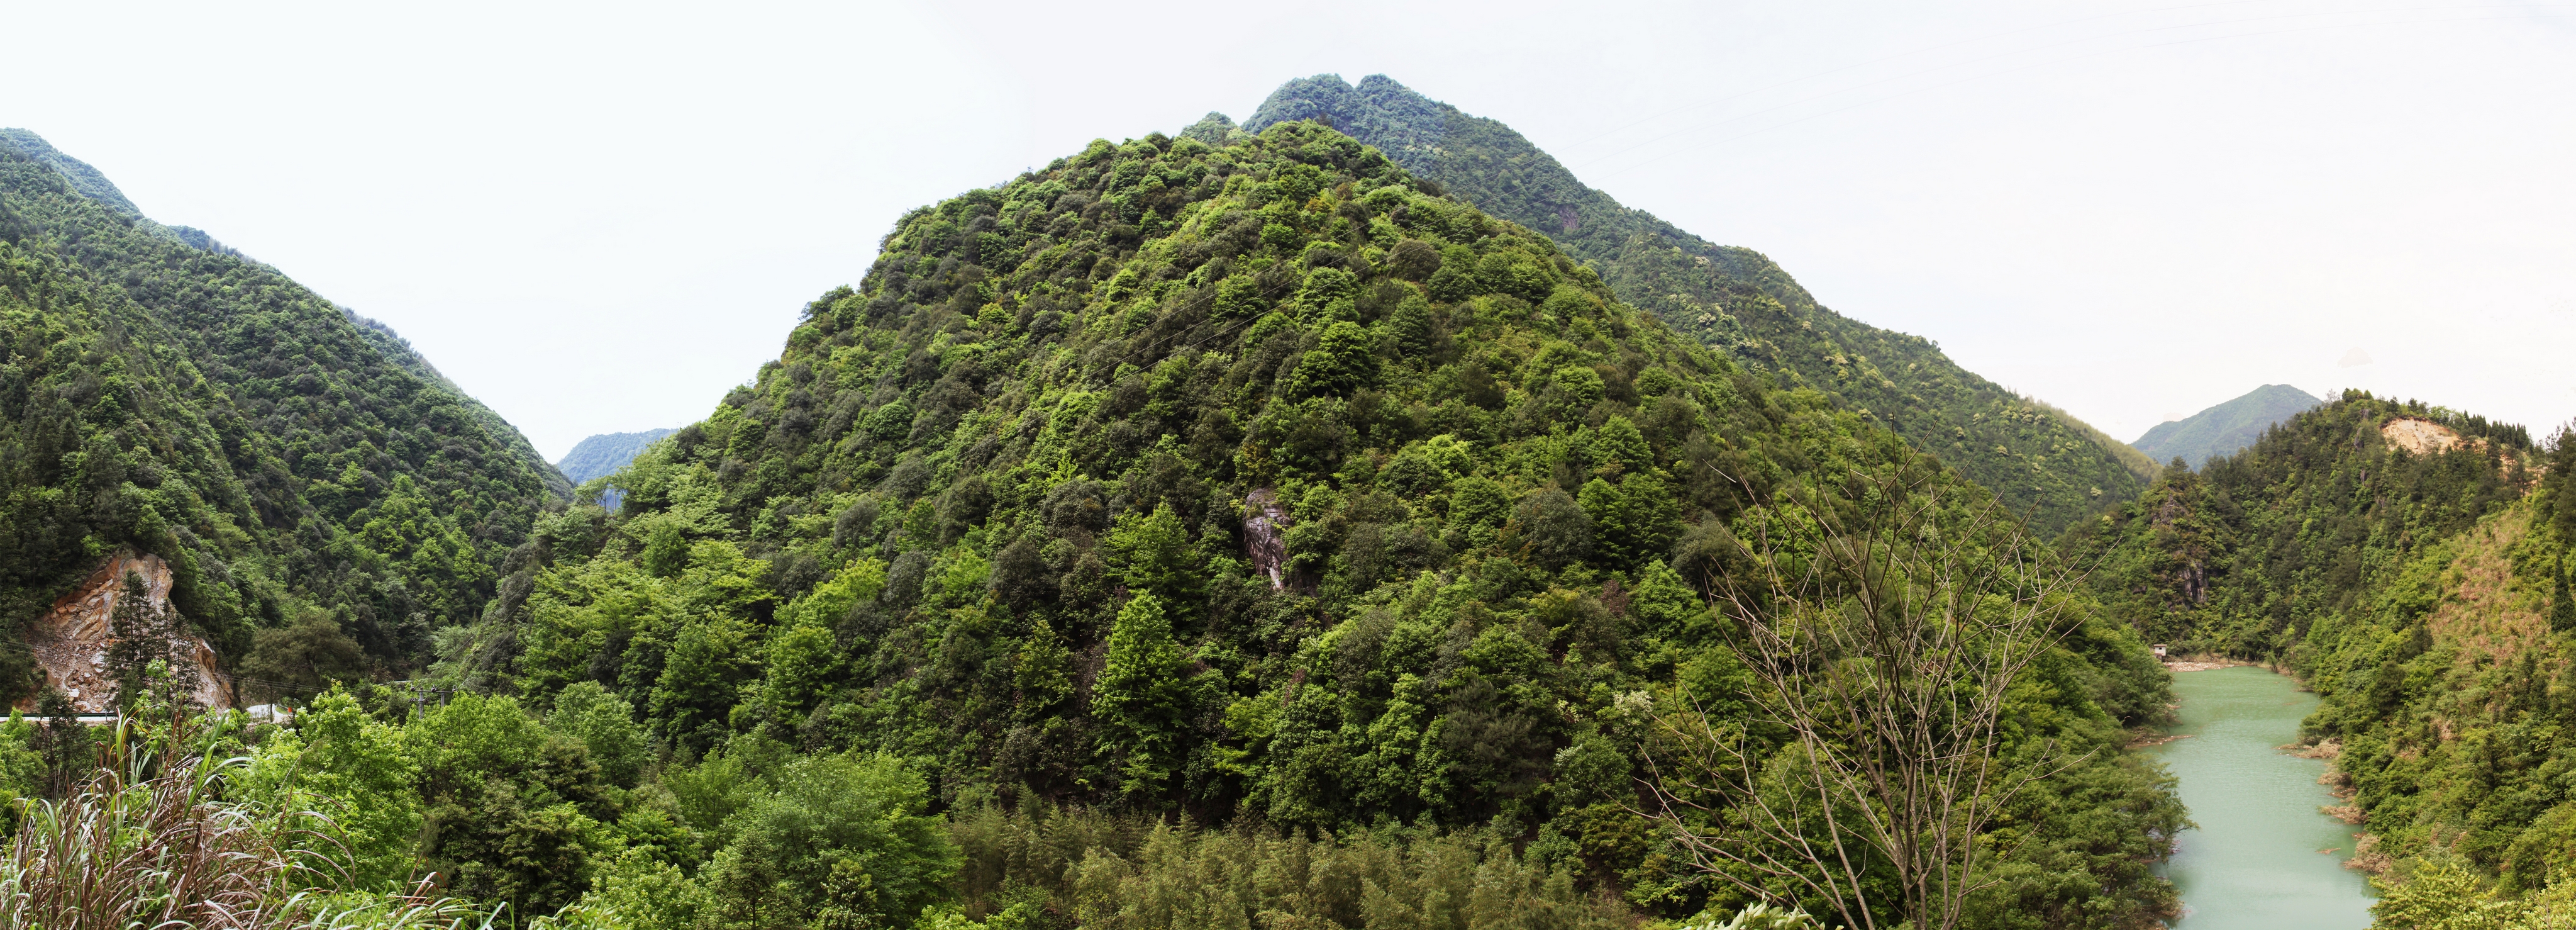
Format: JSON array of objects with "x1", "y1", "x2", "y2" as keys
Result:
[
  {"x1": 2381, "y1": 417, "x2": 2467, "y2": 456},
  {"x1": 1243, "y1": 489, "x2": 1291, "y2": 591},
  {"x1": 18, "y1": 553, "x2": 232, "y2": 713}
]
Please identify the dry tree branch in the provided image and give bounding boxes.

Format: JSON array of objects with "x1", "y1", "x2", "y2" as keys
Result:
[{"x1": 1641, "y1": 466, "x2": 2097, "y2": 930}]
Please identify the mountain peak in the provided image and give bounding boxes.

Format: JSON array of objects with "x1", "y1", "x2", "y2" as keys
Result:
[{"x1": 2131, "y1": 384, "x2": 2325, "y2": 468}]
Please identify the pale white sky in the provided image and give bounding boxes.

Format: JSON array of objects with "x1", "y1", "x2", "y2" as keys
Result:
[{"x1": 8, "y1": 1, "x2": 2572, "y2": 459}]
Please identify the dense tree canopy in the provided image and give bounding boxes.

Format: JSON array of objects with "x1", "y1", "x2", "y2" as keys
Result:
[
  {"x1": 390, "y1": 119, "x2": 2192, "y2": 927},
  {"x1": 0, "y1": 139, "x2": 567, "y2": 690},
  {"x1": 1238, "y1": 74, "x2": 2153, "y2": 535},
  {"x1": 0, "y1": 116, "x2": 2206, "y2": 929},
  {"x1": 2067, "y1": 389, "x2": 2576, "y2": 923}
]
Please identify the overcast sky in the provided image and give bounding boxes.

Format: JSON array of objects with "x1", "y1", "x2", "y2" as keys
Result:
[{"x1": 8, "y1": 0, "x2": 2572, "y2": 459}]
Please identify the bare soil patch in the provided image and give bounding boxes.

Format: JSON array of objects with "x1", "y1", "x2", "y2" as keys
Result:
[{"x1": 2382, "y1": 417, "x2": 2467, "y2": 456}]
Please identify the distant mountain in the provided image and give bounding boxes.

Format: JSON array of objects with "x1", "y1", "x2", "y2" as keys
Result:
[
  {"x1": 2131, "y1": 384, "x2": 2323, "y2": 468},
  {"x1": 555, "y1": 428, "x2": 675, "y2": 486},
  {"x1": 1238, "y1": 74, "x2": 2151, "y2": 533}
]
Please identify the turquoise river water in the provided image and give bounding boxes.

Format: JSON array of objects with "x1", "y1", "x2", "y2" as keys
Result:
[{"x1": 2149, "y1": 665, "x2": 2377, "y2": 928}]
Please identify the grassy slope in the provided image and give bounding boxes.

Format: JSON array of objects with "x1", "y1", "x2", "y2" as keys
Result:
[{"x1": 2288, "y1": 432, "x2": 2576, "y2": 895}]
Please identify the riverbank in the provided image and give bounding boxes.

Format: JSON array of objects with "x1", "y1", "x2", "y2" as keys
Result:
[
  {"x1": 2149, "y1": 665, "x2": 2375, "y2": 928},
  {"x1": 2163, "y1": 654, "x2": 2285, "y2": 674}
]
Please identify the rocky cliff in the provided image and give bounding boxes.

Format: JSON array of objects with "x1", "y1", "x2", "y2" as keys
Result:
[{"x1": 19, "y1": 553, "x2": 232, "y2": 713}]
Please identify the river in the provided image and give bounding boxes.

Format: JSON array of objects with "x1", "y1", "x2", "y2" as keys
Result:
[{"x1": 2150, "y1": 665, "x2": 2377, "y2": 929}]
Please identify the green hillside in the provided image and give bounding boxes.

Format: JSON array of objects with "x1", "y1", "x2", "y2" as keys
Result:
[
  {"x1": 0, "y1": 133, "x2": 566, "y2": 684},
  {"x1": 352, "y1": 120, "x2": 2189, "y2": 927},
  {"x1": 1235, "y1": 75, "x2": 2150, "y2": 535},
  {"x1": 2131, "y1": 383, "x2": 2322, "y2": 468},
  {"x1": 2064, "y1": 393, "x2": 2528, "y2": 656},
  {"x1": 2060, "y1": 391, "x2": 2576, "y2": 919},
  {"x1": 2288, "y1": 432, "x2": 2576, "y2": 917}
]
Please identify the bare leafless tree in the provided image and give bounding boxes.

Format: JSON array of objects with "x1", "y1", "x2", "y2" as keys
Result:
[{"x1": 1643, "y1": 468, "x2": 2095, "y2": 930}]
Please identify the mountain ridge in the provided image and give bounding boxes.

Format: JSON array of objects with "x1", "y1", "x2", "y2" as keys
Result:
[
  {"x1": 1235, "y1": 74, "x2": 2151, "y2": 532},
  {"x1": 0, "y1": 131, "x2": 569, "y2": 681},
  {"x1": 433, "y1": 117, "x2": 2184, "y2": 926}
]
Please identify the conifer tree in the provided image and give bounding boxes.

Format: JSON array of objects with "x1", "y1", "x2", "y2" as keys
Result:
[
  {"x1": 1591, "y1": 416, "x2": 1653, "y2": 478},
  {"x1": 1093, "y1": 594, "x2": 1194, "y2": 794},
  {"x1": 107, "y1": 571, "x2": 197, "y2": 714},
  {"x1": 2555, "y1": 552, "x2": 2573, "y2": 634}
]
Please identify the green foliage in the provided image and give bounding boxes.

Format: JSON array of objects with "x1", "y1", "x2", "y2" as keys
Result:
[
  {"x1": 2367, "y1": 854, "x2": 2576, "y2": 929},
  {"x1": 0, "y1": 118, "x2": 2192, "y2": 927},
  {"x1": 2070, "y1": 390, "x2": 2576, "y2": 912},
  {"x1": 1092, "y1": 593, "x2": 1198, "y2": 795},
  {"x1": 946, "y1": 807, "x2": 1631, "y2": 930},
  {"x1": 0, "y1": 137, "x2": 564, "y2": 689},
  {"x1": 2065, "y1": 393, "x2": 2528, "y2": 656},
  {"x1": 236, "y1": 613, "x2": 370, "y2": 702},
  {"x1": 242, "y1": 689, "x2": 425, "y2": 888},
  {"x1": 1246, "y1": 74, "x2": 2150, "y2": 534},
  {"x1": 407, "y1": 692, "x2": 618, "y2": 917},
  {"x1": 695, "y1": 753, "x2": 959, "y2": 930},
  {"x1": 1104, "y1": 505, "x2": 1200, "y2": 605},
  {"x1": 550, "y1": 681, "x2": 647, "y2": 788},
  {"x1": 404, "y1": 118, "x2": 2186, "y2": 927},
  {"x1": 0, "y1": 707, "x2": 501, "y2": 929}
]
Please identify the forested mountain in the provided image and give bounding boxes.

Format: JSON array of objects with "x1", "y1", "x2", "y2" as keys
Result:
[
  {"x1": 0, "y1": 132, "x2": 567, "y2": 689},
  {"x1": 1232, "y1": 75, "x2": 2151, "y2": 534},
  {"x1": 275, "y1": 118, "x2": 2189, "y2": 927},
  {"x1": 2131, "y1": 383, "x2": 2322, "y2": 468},
  {"x1": 2065, "y1": 393, "x2": 2529, "y2": 655},
  {"x1": 556, "y1": 427, "x2": 677, "y2": 485},
  {"x1": 2297, "y1": 433, "x2": 2576, "y2": 911},
  {"x1": 2062, "y1": 392, "x2": 2576, "y2": 921}
]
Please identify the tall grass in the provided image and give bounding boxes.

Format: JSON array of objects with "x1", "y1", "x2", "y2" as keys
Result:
[{"x1": 0, "y1": 713, "x2": 494, "y2": 930}]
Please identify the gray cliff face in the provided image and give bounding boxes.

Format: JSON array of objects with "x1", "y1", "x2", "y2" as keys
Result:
[{"x1": 1241, "y1": 488, "x2": 1290, "y2": 590}]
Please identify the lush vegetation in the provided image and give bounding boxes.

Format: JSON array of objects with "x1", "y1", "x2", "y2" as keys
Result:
[
  {"x1": 0, "y1": 118, "x2": 2201, "y2": 927},
  {"x1": 2289, "y1": 428, "x2": 2576, "y2": 924},
  {"x1": 1238, "y1": 74, "x2": 2151, "y2": 534},
  {"x1": 2068, "y1": 390, "x2": 2576, "y2": 926},
  {"x1": 316, "y1": 118, "x2": 2188, "y2": 927},
  {"x1": 0, "y1": 138, "x2": 566, "y2": 695},
  {"x1": 2065, "y1": 392, "x2": 2531, "y2": 656}
]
